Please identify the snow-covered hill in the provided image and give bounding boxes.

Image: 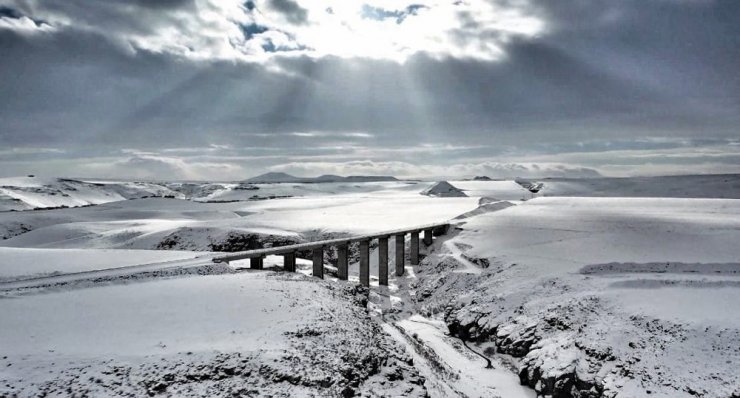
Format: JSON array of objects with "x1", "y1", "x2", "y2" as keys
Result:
[
  {"x1": 0, "y1": 176, "x2": 426, "y2": 211},
  {"x1": 0, "y1": 270, "x2": 426, "y2": 397},
  {"x1": 412, "y1": 197, "x2": 740, "y2": 397},
  {"x1": 0, "y1": 193, "x2": 477, "y2": 250},
  {"x1": 0, "y1": 176, "x2": 198, "y2": 211},
  {"x1": 0, "y1": 176, "x2": 127, "y2": 211}
]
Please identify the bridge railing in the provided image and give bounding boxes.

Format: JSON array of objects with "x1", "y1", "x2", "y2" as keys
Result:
[{"x1": 212, "y1": 222, "x2": 451, "y2": 287}]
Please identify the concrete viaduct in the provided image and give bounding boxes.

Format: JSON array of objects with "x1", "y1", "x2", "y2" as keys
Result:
[{"x1": 212, "y1": 222, "x2": 450, "y2": 287}]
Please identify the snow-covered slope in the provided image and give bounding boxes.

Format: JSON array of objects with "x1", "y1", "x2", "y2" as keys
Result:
[
  {"x1": 0, "y1": 247, "x2": 203, "y2": 282},
  {"x1": 537, "y1": 174, "x2": 740, "y2": 198},
  {"x1": 0, "y1": 177, "x2": 127, "y2": 211},
  {"x1": 201, "y1": 180, "x2": 429, "y2": 202},
  {"x1": 449, "y1": 180, "x2": 530, "y2": 200},
  {"x1": 0, "y1": 188, "x2": 477, "y2": 250},
  {"x1": 414, "y1": 197, "x2": 740, "y2": 397},
  {"x1": 0, "y1": 176, "x2": 205, "y2": 211},
  {"x1": 0, "y1": 177, "x2": 434, "y2": 211},
  {"x1": 0, "y1": 270, "x2": 426, "y2": 397}
]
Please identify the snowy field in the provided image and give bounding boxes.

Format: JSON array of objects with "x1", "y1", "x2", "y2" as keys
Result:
[
  {"x1": 0, "y1": 181, "x2": 475, "y2": 250},
  {"x1": 536, "y1": 174, "x2": 740, "y2": 199},
  {"x1": 0, "y1": 248, "x2": 202, "y2": 282},
  {"x1": 0, "y1": 271, "x2": 425, "y2": 396},
  {"x1": 414, "y1": 196, "x2": 740, "y2": 397},
  {"x1": 1, "y1": 175, "x2": 739, "y2": 397}
]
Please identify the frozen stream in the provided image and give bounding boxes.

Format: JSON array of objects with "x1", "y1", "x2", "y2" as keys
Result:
[{"x1": 383, "y1": 316, "x2": 535, "y2": 398}]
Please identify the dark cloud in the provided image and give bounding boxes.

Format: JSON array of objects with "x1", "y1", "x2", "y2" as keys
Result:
[
  {"x1": 0, "y1": 6, "x2": 22, "y2": 19},
  {"x1": 1, "y1": 0, "x2": 200, "y2": 41},
  {"x1": 239, "y1": 22, "x2": 268, "y2": 40},
  {"x1": 267, "y1": 0, "x2": 308, "y2": 25},
  {"x1": 0, "y1": 4, "x2": 47, "y2": 26},
  {"x1": 131, "y1": 0, "x2": 194, "y2": 9}
]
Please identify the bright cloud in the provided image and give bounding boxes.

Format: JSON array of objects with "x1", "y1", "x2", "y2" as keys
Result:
[
  {"x1": 242, "y1": 0, "x2": 545, "y2": 61},
  {"x1": 0, "y1": 0, "x2": 544, "y2": 62}
]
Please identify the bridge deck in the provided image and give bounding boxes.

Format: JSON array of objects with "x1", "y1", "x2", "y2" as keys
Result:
[{"x1": 212, "y1": 222, "x2": 450, "y2": 263}]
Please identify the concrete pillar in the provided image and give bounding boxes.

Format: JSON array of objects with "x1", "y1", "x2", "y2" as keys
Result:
[
  {"x1": 423, "y1": 229, "x2": 433, "y2": 246},
  {"x1": 395, "y1": 234, "x2": 405, "y2": 276},
  {"x1": 337, "y1": 243, "x2": 349, "y2": 280},
  {"x1": 378, "y1": 236, "x2": 388, "y2": 286},
  {"x1": 410, "y1": 231, "x2": 420, "y2": 265},
  {"x1": 283, "y1": 252, "x2": 296, "y2": 272},
  {"x1": 359, "y1": 239, "x2": 370, "y2": 287},
  {"x1": 250, "y1": 256, "x2": 263, "y2": 270},
  {"x1": 312, "y1": 247, "x2": 324, "y2": 279}
]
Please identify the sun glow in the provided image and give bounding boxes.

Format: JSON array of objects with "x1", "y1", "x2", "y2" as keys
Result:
[{"x1": 239, "y1": 0, "x2": 545, "y2": 62}]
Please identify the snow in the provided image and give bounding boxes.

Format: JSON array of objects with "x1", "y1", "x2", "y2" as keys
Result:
[
  {"x1": 0, "y1": 179, "x2": 474, "y2": 396},
  {"x1": 392, "y1": 315, "x2": 535, "y2": 398},
  {"x1": 0, "y1": 176, "x2": 435, "y2": 211},
  {"x1": 418, "y1": 195, "x2": 740, "y2": 397},
  {"x1": 536, "y1": 174, "x2": 740, "y2": 199},
  {"x1": 0, "y1": 177, "x2": 126, "y2": 211},
  {"x1": 1, "y1": 273, "x2": 296, "y2": 356},
  {"x1": 0, "y1": 271, "x2": 427, "y2": 397},
  {"x1": 1, "y1": 174, "x2": 739, "y2": 397},
  {"x1": 458, "y1": 197, "x2": 740, "y2": 267},
  {"x1": 449, "y1": 180, "x2": 531, "y2": 200},
  {"x1": 0, "y1": 247, "x2": 201, "y2": 282},
  {"x1": 607, "y1": 283, "x2": 740, "y2": 327},
  {"x1": 239, "y1": 195, "x2": 477, "y2": 235},
  {"x1": 0, "y1": 192, "x2": 477, "y2": 249},
  {"x1": 0, "y1": 176, "x2": 57, "y2": 188}
]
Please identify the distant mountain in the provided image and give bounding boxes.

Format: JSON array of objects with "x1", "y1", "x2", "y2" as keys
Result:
[
  {"x1": 245, "y1": 173, "x2": 398, "y2": 184},
  {"x1": 475, "y1": 163, "x2": 602, "y2": 179},
  {"x1": 315, "y1": 174, "x2": 343, "y2": 182},
  {"x1": 245, "y1": 172, "x2": 304, "y2": 184},
  {"x1": 343, "y1": 175, "x2": 398, "y2": 182}
]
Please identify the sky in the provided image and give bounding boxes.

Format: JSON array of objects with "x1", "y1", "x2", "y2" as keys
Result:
[{"x1": 0, "y1": 0, "x2": 739, "y2": 180}]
